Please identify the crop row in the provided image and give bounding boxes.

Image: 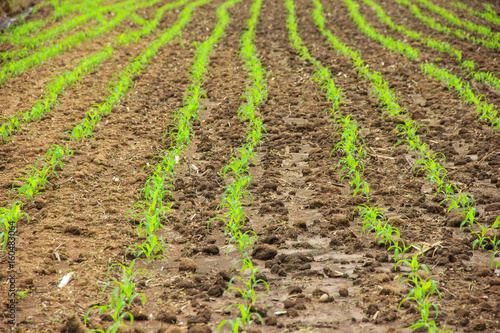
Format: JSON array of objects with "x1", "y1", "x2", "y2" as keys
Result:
[
  {"x1": 86, "y1": 0, "x2": 270, "y2": 330},
  {"x1": 287, "y1": 0, "x2": 449, "y2": 330},
  {"x1": 394, "y1": 0, "x2": 499, "y2": 49},
  {"x1": 215, "y1": 0, "x2": 268, "y2": 330},
  {"x1": 342, "y1": 0, "x2": 500, "y2": 129},
  {"x1": 0, "y1": 0, "x2": 161, "y2": 86},
  {"x1": 361, "y1": 0, "x2": 500, "y2": 93}
]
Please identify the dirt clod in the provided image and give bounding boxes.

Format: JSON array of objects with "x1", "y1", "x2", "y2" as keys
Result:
[
  {"x1": 61, "y1": 314, "x2": 86, "y2": 333},
  {"x1": 251, "y1": 244, "x2": 278, "y2": 260},
  {"x1": 202, "y1": 244, "x2": 220, "y2": 255},
  {"x1": 472, "y1": 263, "x2": 493, "y2": 277},
  {"x1": 265, "y1": 315, "x2": 277, "y2": 326},
  {"x1": 179, "y1": 258, "x2": 197, "y2": 273},
  {"x1": 129, "y1": 306, "x2": 148, "y2": 321},
  {"x1": 379, "y1": 285, "x2": 397, "y2": 296},
  {"x1": 188, "y1": 324, "x2": 211, "y2": 333},
  {"x1": 338, "y1": 286, "x2": 349, "y2": 297},
  {"x1": 157, "y1": 310, "x2": 177, "y2": 323}
]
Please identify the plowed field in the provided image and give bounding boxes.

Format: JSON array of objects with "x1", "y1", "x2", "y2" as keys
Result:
[{"x1": 0, "y1": 0, "x2": 499, "y2": 332}]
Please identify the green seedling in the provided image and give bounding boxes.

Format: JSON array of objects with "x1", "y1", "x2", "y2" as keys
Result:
[
  {"x1": 0, "y1": 202, "x2": 29, "y2": 251},
  {"x1": 106, "y1": 260, "x2": 146, "y2": 308}
]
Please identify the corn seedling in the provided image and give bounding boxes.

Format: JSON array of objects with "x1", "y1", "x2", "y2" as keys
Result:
[
  {"x1": 0, "y1": 202, "x2": 28, "y2": 252},
  {"x1": 106, "y1": 260, "x2": 146, "y2": 308},
  {"x1": 84, "y1": 287, "x2": 134, "y2": 333}
]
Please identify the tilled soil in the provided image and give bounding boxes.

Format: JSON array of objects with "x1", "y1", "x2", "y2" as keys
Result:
[{"x1": 0, "y1": 0, "x2": 499, "y2": 332}]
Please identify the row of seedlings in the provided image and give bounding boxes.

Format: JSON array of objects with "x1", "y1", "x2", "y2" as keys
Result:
[
  {"x1": 286, "y1": 0, "x2": 448, "y2": 331},
  {"x1": 214, "y1": 0, "x2": 269, "y2": 331},
  {"x1": 361, "y1": 0, "x2": 500, "y2": 92},
  {"x1": 0, "y1": 144, "x2": 73, "y2": 250},
  {"x1": 310, "y1": 0, "x2": 500, "y2": 271},
  {"x1": 0, "y1": 0, "x2": 192, "y2": 142},
  {"x1": 0, "y1": 0, "x2": 162, "y2": 86},
  {"x1": 0, "y1": 0, "x2": 122, "y2": 62},
  {"x1": 340, "y1": 0, "x2": 500, "y2": 129},
  {"x1": 393, "y1": 0, "x2": 499, "y2": 49}
]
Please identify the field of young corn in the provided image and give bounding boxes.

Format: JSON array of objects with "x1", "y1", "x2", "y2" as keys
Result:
[{"x1": 0, "y1": 0, "x2": 499, "y2": 332}]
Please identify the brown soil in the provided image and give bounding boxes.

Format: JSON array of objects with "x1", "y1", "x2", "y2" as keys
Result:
[{"x1": 0, "y1": 0, "x2": 499, "y2": 332}]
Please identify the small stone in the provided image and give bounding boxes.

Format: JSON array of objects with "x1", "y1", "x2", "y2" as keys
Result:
[
  {"x1": 338, "y1": 286, "x2": 349, "y2": 297},
  {"x1": 252, "y1": 244, "x2": 278, "y2": 260},
  {"x1": 319, "y1": 294, "x2": 329, "y2": 303},
  {"x1": 179, "y1": 258, "x2": 197, "y2": 273}
]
